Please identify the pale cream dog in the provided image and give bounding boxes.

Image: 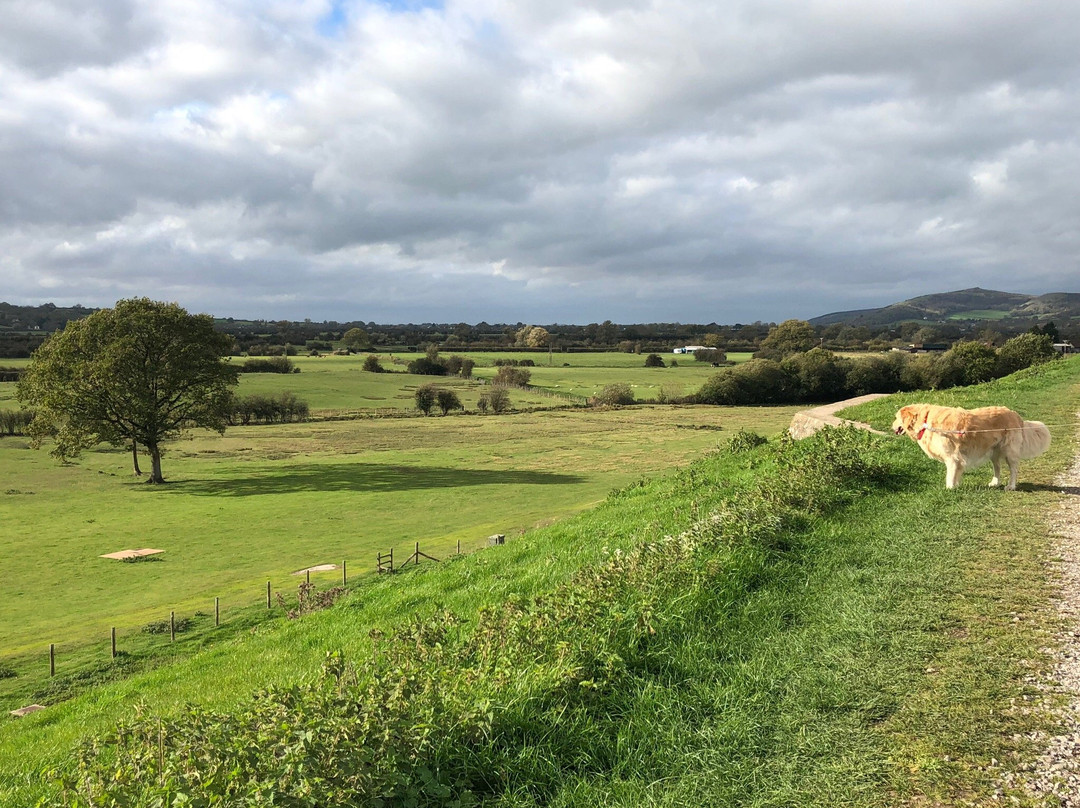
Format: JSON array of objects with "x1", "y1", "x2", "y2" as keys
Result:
[{"x1": 892, "y1": 404, "x2": 1051, "y2": 490}]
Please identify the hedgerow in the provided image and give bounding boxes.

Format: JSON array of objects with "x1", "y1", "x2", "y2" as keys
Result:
[{"x1": 51, "y1": 427, "x2": 890, "y2": 807}]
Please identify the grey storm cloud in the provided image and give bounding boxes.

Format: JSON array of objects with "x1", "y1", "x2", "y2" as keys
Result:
[{"x1": 2, "y1": 0, "x2": 1079, "y2": 323}]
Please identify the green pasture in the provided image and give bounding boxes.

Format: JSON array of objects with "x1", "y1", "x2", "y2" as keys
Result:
[
  {"x1": 0, "y1": 351, "x2": 752, "y2": 413},
  {"x1": 946, "y1": 309, "x2": 1010, "y2": 320},
  {"x1": 0, "y1": 403, "x2": 797, "y2": 662},
  {"x1": 2, "y1": 358, "x2": 1077, "y2": 806}
]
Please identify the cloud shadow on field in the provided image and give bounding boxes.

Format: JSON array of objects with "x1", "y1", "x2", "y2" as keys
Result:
[{"x1": 156, "y1": 462, "x2": 584, "y2": 497}]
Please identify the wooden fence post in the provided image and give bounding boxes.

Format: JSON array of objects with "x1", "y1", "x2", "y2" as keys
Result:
[
  {"x1": 49, "y1": 643, "x2": 55, "y2": 677},
  {"x1": 267, "y1": 581, "x2": 271, "y2": 608},
  {"x1": 111, "y1": 627, "x2": 116, "y2": 659},
  {"x1": 215, "y1": 597, "x2": 220, "y2": 627},
  {"x1": 342, "y1": 559, "x2": 347, "y2": 587},
  {"x1": 170, "y1": 611, "x2": 175, "y2": 642}
]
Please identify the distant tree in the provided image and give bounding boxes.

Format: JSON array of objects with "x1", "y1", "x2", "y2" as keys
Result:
[
  {"x1": 458, "y1": 358, "x2": 476, "y2": 378},
  {"x1": 760, "y1": 319, "x2": 817, "y2": 358},
  {"x1": 493, "y1": 366, "x2": 531, "y2": 387},
  {"x1": 515, "y1": 325, "x2": 550, "y2": 348},
  {"x1": 414, "y1": 384, "x2": 437, "y2": 416},
  {"x1": 697, "y1": 360, "x2": 791, "y2": 405},
  {"x1": 1031, "y1": 321, "x2": 1060, "y2": 341},
  {"x1": 408, "y1": 357, "x2": 448, "y2": 376},
  {"x1": 997, "y1": 333, "x2": 1057, "y2": 376},
  {"x1": 693, "y1": 348, "x2": 726, "y2": 364},
  {"x1": 362, "y1": 354, "x2": 384, "y2": 373},
  {"x1": 487, "y1": 387, "x2": 511, "y2": 413},
  {"x1": 928, "y1": 341, "x2": 997, "y2": 389},
  {"x1": 342, "y1": 327, "x2": 370, "y2": 351},
  {"x1": 594, "y1": 383, "x2": 635, "y2": 406},
  {"x1": 644, "y1": 353, "x2": 665, "y2": 368},
  {"x1": 781, "y1": 348, "x2": 851, "y2": 401},
  {"x1": 17, "y1": 298, "x2": 238, "y2": 483},
  {"x1": 435, "y1": 389, "x2": 463, "y2": 416}
]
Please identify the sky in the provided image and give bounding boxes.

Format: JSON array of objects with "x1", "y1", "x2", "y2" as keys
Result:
[{"x1": 2, "y1": 0, "x2": 1079, "y2": 325}]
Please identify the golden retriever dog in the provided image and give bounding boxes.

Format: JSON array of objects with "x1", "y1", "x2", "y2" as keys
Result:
[{"x1": 892, "y1": 404, "x2": 1051, "y2": 490}]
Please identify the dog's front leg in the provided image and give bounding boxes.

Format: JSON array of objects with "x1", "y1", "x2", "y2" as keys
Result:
[
  {"x1": 945, "y1": 460, "x2": 964, "y2": 489},
  {"x1": 989, "y1": 455, "x2": 1002, "y2": 488}
]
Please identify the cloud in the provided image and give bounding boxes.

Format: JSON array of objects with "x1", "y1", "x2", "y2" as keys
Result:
[{"x1": 2, "y1": 0, "x2": 1080, "y2": 322}]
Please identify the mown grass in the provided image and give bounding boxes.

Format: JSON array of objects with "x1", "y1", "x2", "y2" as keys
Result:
[{"x1": 2, "y1": 358, "x2": 1076, "y2": 806}]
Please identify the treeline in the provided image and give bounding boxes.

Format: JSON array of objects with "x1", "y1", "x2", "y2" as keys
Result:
[
  {"x1": 226, "y1": 392, "x2": 310, "y2": 425},
  {"x1": 4, "y1": 302, "x2": 1077, "y2": 358},
  {"x1": 697, "y1": 333, "x2": 1059, "y2": 405}
]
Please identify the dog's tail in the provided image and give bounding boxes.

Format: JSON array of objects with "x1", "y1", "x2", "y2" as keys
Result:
[{"x1": 1016, "y1": 420, "x2": 1051, "y2": 459}]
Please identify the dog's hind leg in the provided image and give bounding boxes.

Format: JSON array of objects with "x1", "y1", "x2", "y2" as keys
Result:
[
  {"x1": 989, "y1": 451, "x2": 1002, "y2": 488},
  {"x1": 1005, "y1": 456, "x2": 1019, "y2": 491}
]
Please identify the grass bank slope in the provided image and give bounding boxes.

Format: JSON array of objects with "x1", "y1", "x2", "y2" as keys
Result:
[{"x1": 3, "y1": 358, "x2": 1079, "y2": 806}]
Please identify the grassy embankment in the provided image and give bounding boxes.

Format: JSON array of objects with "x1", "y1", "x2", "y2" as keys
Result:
[{"x1": 2, "y1": 357, "x2": 1076, "y2": 805}]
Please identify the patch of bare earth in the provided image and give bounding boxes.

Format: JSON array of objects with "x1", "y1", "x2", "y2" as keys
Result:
[{"x1": 1005, "y1": 440, "x2": 1080, "y2": 804}]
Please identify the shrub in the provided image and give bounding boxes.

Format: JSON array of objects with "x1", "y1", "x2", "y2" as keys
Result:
[
  {"x1": 697, "y1": 359, "x2": 792, "y2": 405},
  {"x1": 487, "y1": 387, "x2": 511, "y2": 413},
  {"x1": 593, "y1": 383, "x2": 635, "y2": 406},
  {"x1": 228, "y1": 392, "x2": 310, "y2": 425},
  {"x1": 415, "y1": 384, "x2": 437, "y2": 415},
  {"x1": 408, "y1": 357, "x2": 448, "y2": 376},
  {"x1": 845, "y1": 354, "x2": 907, "y2": 396},
  {"x1": 458, "y1": 358, "x2": 476, "y2": 378},
  {"x1": 781, "y1": 348, "x2": 851, "y2": 402},
  {"x1": 997, "y1": 332, "x2": 1057, "y2": 376},
  {"x1": 476, "y1": 395, "x2": 489, "y2": 413},
  {"x1": 436, "y1": 389, "x2": 463, "y2": 416},
  {"x1": 239, "y1": 357, "x2": 297, "y2": 374},
  {"x1": 493, "y1": 366, "x2": 531, "y2": 387},
  {"x1": 727, "y1": 430, "x2": 768, "y2": 453},
  {"x1": 693, "y1": 348, "x2": 726, "y2": 364},
  {"x1": 362, "y1": 355, "x2": 384, "y2": 373},
  {"x1": 644, "y1": 354, "x2": 665, "y2": 368}
]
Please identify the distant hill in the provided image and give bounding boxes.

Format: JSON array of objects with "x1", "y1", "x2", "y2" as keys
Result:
[{"x1": 810, "y1": 288, "x2": 1080, "y2": 327}]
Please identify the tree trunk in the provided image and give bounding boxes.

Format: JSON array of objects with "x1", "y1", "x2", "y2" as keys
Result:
[
  {"x1": 131, "y1": 441, "x2": 143, "y2": 476},
  {"x1": 146, "y1": 443, "x2": 165, "y2": 484}
]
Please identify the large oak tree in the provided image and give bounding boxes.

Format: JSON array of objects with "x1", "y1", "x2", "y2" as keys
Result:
[{"x1": 17, "y1": 298, "x2": 239, "y2": 483}]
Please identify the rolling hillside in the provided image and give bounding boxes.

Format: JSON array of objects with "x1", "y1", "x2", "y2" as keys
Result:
[{"x1": 811, "y1": 287, "x2": 1080, "y2": 327}]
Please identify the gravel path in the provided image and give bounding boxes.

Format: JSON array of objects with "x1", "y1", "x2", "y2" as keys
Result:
[{"x1": 1010, "y1": 435, "x2": 1080, "y2": 804}]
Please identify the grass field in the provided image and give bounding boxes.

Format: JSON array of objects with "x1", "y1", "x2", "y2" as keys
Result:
[
  {"x1": 2, "y1": 357, "x2": 1077, "y2": 806},
  {"x1": 0, "y1": 351, "x2": 752, "y2": 413},
  {"x1": 946, "y1": 309, "x2": 1010, "y2": 320},
  {"x1": 0, "y1": 403, "x2": 798, "y2": 670}
]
